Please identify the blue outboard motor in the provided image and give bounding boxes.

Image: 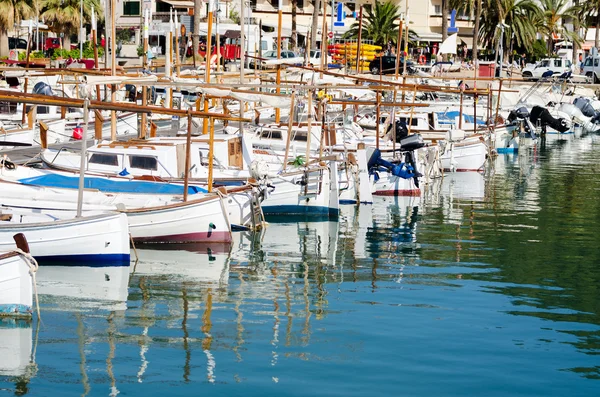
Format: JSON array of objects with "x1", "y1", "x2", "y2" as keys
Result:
[
  {"x1": 367, "y1": 133, "x2": 425, "y2": 188},
  {"x1": 32, "y1": 82, "x2": 53, "y2": 96},
  {"x1": 573, "y1": 97, "x2": 600, "y2": 123}
]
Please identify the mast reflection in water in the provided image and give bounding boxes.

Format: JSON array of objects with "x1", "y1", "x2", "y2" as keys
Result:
[{"x1": 1, "y1": 134, "x2": 599, "y2": 395}]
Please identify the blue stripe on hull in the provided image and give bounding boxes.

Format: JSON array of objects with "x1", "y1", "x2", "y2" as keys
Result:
[
  {"x1": 36, "y1": 254, "x2": 131, "y2": 267},
  {"x1": 339, "y1": 199, "x2": 358, "y2": 205},
  {"x1": 263, "y1": 205, "x2": 340, "y2": 219},
  {"x1": 497, "y1": 147, "x2": 518, "y2": 153},
  {"x1": 0, "y1": 304, "x2": 32, "y2": 317}
]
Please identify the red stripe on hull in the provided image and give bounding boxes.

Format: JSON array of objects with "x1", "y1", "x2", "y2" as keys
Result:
[
  {"x1": 373, "y1": 189, "x2": 421, "y2": 197},
  {"x1": 133, "y1": 231, "x2": 232, "y2": 244}
]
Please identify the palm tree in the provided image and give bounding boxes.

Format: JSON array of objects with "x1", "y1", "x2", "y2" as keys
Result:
[
  {"x1": 480, "y1": 0, "x2": 541, "y2": 56},
  {"x1": 449, "y1": 0, "x2": 482, "y2": 62},
  {"x1": 291, "y1": 0, "x2": 297, "y2": 52},
  {"x1": 42, "y1": 0, "x2": 102, "y2": 51},
  {"x1": 441, "y1": 0, "x2": 448, "y2": 60},
  {"x1": 538, "y1": 0, "x2": 579, "y2": 52},
  {"x1": 343, "y1": 1, "x2": 415, "y2": 46},
  {"x1": 0, "y1": 0, "x2": 35, "y2": 57},
  {"x1": 193, "y1": 0, "x2": 201, "y2": 62},
  {"x1": 310, "y1": 0, "x2": 320, "y2": 50}
]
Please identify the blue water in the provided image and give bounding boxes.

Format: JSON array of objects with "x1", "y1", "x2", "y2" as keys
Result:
[{"x1": 1, "y1": 133, "x2": 599, "y2": 396}]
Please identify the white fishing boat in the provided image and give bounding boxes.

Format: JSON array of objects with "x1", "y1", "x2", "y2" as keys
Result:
[
  {"x1": 0, "y1": 248, "x2": 33, "y2": 317},
  {"x1": 0, "y1": 209, "x2": 130, "y2": 265}
]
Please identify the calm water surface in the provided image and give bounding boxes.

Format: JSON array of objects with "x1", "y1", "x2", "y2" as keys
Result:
[{"x1": 1, "y1": 134, "x2": 600, "y2": 396}]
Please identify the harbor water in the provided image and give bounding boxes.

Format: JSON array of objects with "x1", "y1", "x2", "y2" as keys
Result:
[{"x1": 1, "y1": 133, "x2": 599, "y2": 396}]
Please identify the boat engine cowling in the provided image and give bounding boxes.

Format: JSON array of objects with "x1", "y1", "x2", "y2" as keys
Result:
[
  {"x1": 529, "y1": 106, "x2": 570, "y2": 133},
  {"x1": 32, "y1": 82, "x2": 53, "y2": 96},
  {"x1": 385, "y1": 120, "x2": 409, "y2": 143},
  {"x1": 558, "y1": 103, "x2": 597, "y2": 131},
  {"x1": 507, "y1": 106, "x2": 530, "y2": 122},
  {"x1": 574, "y1": 97, "x2": 600, "y2": 123}
]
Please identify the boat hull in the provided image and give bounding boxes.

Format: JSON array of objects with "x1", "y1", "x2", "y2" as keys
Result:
[
  {"x1": 0, "y1": 252, "x2": 33, "y2": 316},
  {"x1": 0, "y1": 213, "x2": 131, "y2": 266},
  {"x1": 125, "y1": 196, "x2": 232, "y2": 244}
]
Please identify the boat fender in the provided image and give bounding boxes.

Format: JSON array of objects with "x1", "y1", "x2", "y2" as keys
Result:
[{"x1": 72, "y1": 125, "x2": 83, "y2": 140}]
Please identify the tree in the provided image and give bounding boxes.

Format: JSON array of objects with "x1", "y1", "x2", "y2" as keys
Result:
[
  {"x1": 480, "y1": 0, "x2": 541, "y2": 56},
  {"x1": 343, "y1": 1, "x2": 415, "y2": 46},
  {"x1": 193, "y1": 0, "x2": 201, "y2": 62},
  {"x1": 291, "y1": 0, "x2": 297, "y2": 52},
  {"x1": 42, "y1": 0, "x2": 102, "y2": 50},
  {"x1": 538, "y1": 0, "x2": 579, "y2": 52},
  {"x1": 310, "y1": 0, "x2": 320, "y2": 50},
  {"x1": 449, "y1": 0, "x2": 482, "y2": 62},
  {"x1": 0, "y1": 0, "x2": 35, "y2": 57},
  {"x1": 441, "y1": 0, "x2": 448, "y2": 60}
]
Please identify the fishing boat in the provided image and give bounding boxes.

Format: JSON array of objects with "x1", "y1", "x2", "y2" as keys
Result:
[
  {"x1": 0, "y1": 209, "x2": 130, "y2": 265},
  {"x1": 0, "y1": 238, "x2": 33, "y2": 317}
]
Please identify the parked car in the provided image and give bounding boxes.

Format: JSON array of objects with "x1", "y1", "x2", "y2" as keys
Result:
[
  {"x1": 369, "y1": 56, "x2": 415, "y2": 75},
  {"x1": 309, "y1": 49, "x2": 332, "y2": 66},
  {"x1": 581, "y1": 55, "x2": 600, "y2": 83},
  {"x1": 251, "y1": 50, "x2": 303, "y2": 69},
  {"x1": 8, "y1": 37, "x2": 27, "y2": 50},
  {"x1": 521, "y1": 57, "x2": 572, "y2": 80}
]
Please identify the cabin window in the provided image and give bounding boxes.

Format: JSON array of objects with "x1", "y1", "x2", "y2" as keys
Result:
[
  {"x1": 260, "y1": 130, "x2": 282, "y2": 139},
  {"x1": 595, "y1": 59, "x2": 600, "y2": 67},
  {"x1": 130, "y1": 156, "x2": 158, "y2": 170},
  {"x1": 293, "y1": 131, "x2": 308, "y2": 142},
  {"x1": 261, "y1": 40, "x2": 269, "y2": 51},
  {"x1": 399, "y1": 117, "x2": 419, "y2": 127},
  {"x1": 584, "y1": 58, "x2": 593, "y2": 67},
  {"x1": 554, "y1": 59, "x2": 562, "y2": 67},
  {"x1": 89, "y1": 153, "x2": 119, "y2": 166}
]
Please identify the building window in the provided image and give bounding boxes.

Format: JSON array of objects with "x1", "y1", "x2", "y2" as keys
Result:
[
  {"x1": 270, "y1": 0, "x2": 279, "y2": 8},
  {"x1": 298, "y1": 0, "x2": 304, "y2": 9},
  {"x1": 434, "y1": 5, "x2": 441, "y2": 15},
  {"x1": 250, "y1": 0, "x2": 257, "y2": 10},
  {"x1": 156, "y1": 2, "x2": 170, "y2": 12},
  {"x1": 123, "y1": 1, "x2": 141, "y2": 16}
]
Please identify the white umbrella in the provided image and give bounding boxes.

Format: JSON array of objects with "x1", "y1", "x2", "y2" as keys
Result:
[{"x1": 439, "y1": 33, "x2": 458, "y2": 55}]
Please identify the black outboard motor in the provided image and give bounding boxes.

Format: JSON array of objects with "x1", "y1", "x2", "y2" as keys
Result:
[
  {"x1": 32, "y1": 82, "x2": 53, "y2": 96},
  {"x1": 529, "y1": 105, "x2": 569, "y2": 133},
  {"x1": 385, "y1": 120, "x2": 409, "y2": 143},
  {"x1": 507, "y1": 106, "x2": 530, "y2": 123},
  {"x1": 507, "y1": 106, "x2": 538, "y2": 138},
  {"x1": 32, "y1": 82, "x2": 53, "y2": 114},
  {"x1": 573, "y1": 97, "x2": 600, "y2": 123}
]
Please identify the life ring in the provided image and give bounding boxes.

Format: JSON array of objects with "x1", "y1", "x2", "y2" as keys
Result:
[{"x1": 418, "y1": 54, "x2": 426, "y2": 65}]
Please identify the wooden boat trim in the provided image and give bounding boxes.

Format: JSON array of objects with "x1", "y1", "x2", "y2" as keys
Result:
[
  {"x1": 0, "y1": 251, "x2": 19, "y2": 260},
  {"x1": 120, "y1": 194, "x2": 220, "y2": 213}
]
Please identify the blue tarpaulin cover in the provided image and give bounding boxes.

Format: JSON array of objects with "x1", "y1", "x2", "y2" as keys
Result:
[
  {"x1": 436, "y1": 111, "x2": 486, "y2": 125},
  {"x1": 18, "y1": 174, "x2": 207, "y2": 195}
]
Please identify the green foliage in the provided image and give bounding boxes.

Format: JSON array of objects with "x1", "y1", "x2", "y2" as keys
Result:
[
  {"x1": 289, "y1": 155, "x2": 306, "y2": 168},
  {"x1": 229, "y1": 9, "x2": 240, "y2": 24},
  {"x1": 137, "y1": 45, "x2": 145, "y2": 57},
  {"x1": 31, "y1": 51, "x2": 45, "y2": 59},
  {"x1": 531, "y1": 39, "x2": 548, "y2": 61}
]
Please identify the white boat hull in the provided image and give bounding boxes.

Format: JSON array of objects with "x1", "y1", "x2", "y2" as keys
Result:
[
  {"x1": 0, "y1": 212, "x2": 130, "y2": 265},
  {"x1": 441, "y1": 140, "x2": 488, "y2": 172},
  {"x1": 125, "y1": 196, "x2": 233, "y2": 244},
  {"x1": 0, "y1": 252, "x2": 33, "y2": 316}
]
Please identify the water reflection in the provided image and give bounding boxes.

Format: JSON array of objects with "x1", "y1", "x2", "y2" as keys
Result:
[{"x1": 1, "y1": 135, "x2": 600, "y2": 394}]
